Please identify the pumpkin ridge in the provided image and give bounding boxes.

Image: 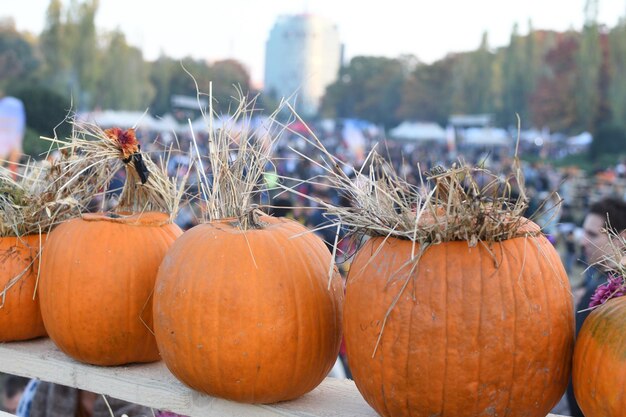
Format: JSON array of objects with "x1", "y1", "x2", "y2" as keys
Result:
[{"x1": 501, "y1": 240, "x2": 516, "y2": 414}]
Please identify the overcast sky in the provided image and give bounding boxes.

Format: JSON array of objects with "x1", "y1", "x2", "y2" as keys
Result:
[{"x1": 3, "y1": 0, "x2": 624, "y2": 87}]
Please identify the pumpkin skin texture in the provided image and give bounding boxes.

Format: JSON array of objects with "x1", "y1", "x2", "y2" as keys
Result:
[
  {"x1": 344, "y1": 229, "x2": 574, "y2": 417},
  {"x1": 573, "y1": 296, "x2": 626, "y2": 417},
  {"x1": 0, "y1": 234, "x2": 47, "y2": 341},
  {"x1": 39, "y1": 212, "x2": 182, "y2": 366},
  {"x1": 154, "y1": 216, "x2": 344, "y2": 404}
]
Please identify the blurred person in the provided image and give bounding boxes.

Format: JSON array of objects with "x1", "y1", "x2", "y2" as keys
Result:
[
  {"x1": 0, "y1": 94, "x2": 26, "y2": 177},
  {"x1": 563, "y1": 230, "x2": 577, "y2": 275},
  {"x1": 2, "y1": 375, "x2": 29, "y2": 414},
  {"x1": 566, "y1": 197, "x2": 626, "y2": 417},
  {"x1": 28, "y1": 382, "x2": 151, "y2": 417}
]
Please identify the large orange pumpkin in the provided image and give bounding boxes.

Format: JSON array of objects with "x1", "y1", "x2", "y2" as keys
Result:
[
  {"x1": 573, "y1": 296, "x2": 626, "y2": 417},
  {"x1": 39, "y1": 212, "x2": 182, "y2": 365},
  {"x1": 344, "y1": 222, "x2": 574, "y2": 417},
  {"x1": 0, "y1": 234, "x2": 47, "y2": 341},
  {"x1": 154, "y1": 216, "x2": 344, "y2": 403}
]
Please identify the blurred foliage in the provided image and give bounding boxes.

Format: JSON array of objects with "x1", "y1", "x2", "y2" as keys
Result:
[
  {"x1": 22, "y1": 127, "x2": 52, "y2": 159},
  {"x1": 589, "y1": 124, "x2": 626, "y2": 161},
  {"x1": 320, "y1": 56, "x2": 407, "y2": 128}
]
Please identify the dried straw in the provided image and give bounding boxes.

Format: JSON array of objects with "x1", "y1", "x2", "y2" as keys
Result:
[
  {"x1": 279, "y1": 104, "x2": 544, "y2": 248},
  {"x1": 43, "y1": 119, "x2": 188, "y2": 221},
  {"x1": 580, "y1": 224, "x2": 626, "y2": 310},
  {"x1": 188, "y1": 85, "x2": 287, "y2": 229},
  {"x1": 0, "y1": 155, "x2": 98, "y2": 238},
  {"x1": 592, "y1": 221, "x2": 626, "y2": 277}
]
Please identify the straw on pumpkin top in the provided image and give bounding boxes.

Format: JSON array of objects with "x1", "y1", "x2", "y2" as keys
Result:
[
  {"x1": 44, "y1": 119, "x2": 189, "y2": 221},
  {"x1": 0, "y1": 153, "x2": 103, "y2": 238},
  {"x1": 280, "y1": 105, "x2": 548, "y2": 248},
  {"x1": 189, "y1": 88, "x2": 287, "y2": 230}
]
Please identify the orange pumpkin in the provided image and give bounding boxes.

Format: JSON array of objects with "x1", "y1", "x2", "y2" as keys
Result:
[
  {"x1": 0, "y1": 234, "x2": 47, "y2": 341},
  {"x1": 344, "y1": 222, "x2": 574, "y2": 417},
  {"x1": 154, "y1": 216, "x2": 344, "y2": 403},
  {"x1": 573, "y1": 296, "x2": 626, "y2": 417},
  {"x1": 39, "y1": 212, "x2": 182, "y2": 365}
]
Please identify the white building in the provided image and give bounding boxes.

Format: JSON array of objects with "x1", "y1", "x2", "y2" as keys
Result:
[{"x1": 264, "y1": 14, "x2": 341, "y2": 118}]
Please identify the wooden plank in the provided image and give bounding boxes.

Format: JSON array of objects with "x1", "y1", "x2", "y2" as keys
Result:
[
  {"x1": 0, "y1": 338, "x2": 376, "y2": 417},
  {"x1": 0, "y1": 338, "x2": 569, "y2": 417}
]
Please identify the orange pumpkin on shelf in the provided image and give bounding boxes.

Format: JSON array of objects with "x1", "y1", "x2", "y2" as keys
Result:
[
  {"x1": 154, "y1": 215, "x2": 344, "y2": 404},
  {"x1": 39, "y1": 212, "x2": 181, "y2": 366},
  {"x1": 573, "y1": 296, "x2": 626, "y2": 417},
  {"x1": 0, "y1": 234, "x2": 47, "y2": 342},
  {"x1": 344, "y1": 220, "x2": 574, "y2": 417}
]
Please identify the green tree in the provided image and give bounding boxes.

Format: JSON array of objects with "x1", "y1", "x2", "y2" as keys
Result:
[
  {"x1": 589, "y1": 124, "x2": 626, "y2": 161},
  {"x1": 96, "y1": 30, "x2": 155, "y2": 110},
  {"x1": 69, "y1": 0, "x2": 100, "y2": 108},
  {"x1": 149, "y1": 55, "x2": 175, "y2": 116},
  {"x1": 447, "y1": 34, "x2": 495, "y2": 116},
  {"x1": 0, "y1": 20, "x2": 40, "y2": 90},
  {"x1": 499, "y1": 23, "x2": 528, "y2": 126},
  {"x1": 320, "y1": 56, "x2": 406, "y2": 127},
  {"x1": 529, "y1": 34, "x2": 580, "y2": 133},
  {"x1": 397, "y1": 56, "x2": 455, "y2": 125},
  {"x1": 608, "y1": 18, "x2": 626, "y2": 130},
  {"x1": 210, "y1": 59, "x2": 251, "y2": 114},
  {"x1": 575, "y1": 2, "x2": 602, "y2": 132},
  {"x1": 39, "y1": 0, "x2": 71, "y2": 93}
]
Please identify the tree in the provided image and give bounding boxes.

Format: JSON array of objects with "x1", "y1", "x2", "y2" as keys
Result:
[
  {"x1": 447, "y1": 33, "x2": 496, "y2": 117},
  {"x1": 608, "y1": 19, "x2": 626, "y2": 130},
  {"x1": 397, "y1": 56, "x2": 456, "y2": 125},
  {"x1": 68, "y1": 0, "x2": 100, "y2": 109},
  {"x1": 529, "y1": 34, "x2": 580, "y2": 132},
  {"x1": 320, "y1": 56, "x2": 406, "y2": 127},
  {"x1": 149, "y1": 55, "x2": 175, "y2": 116},
  {"x1": 0, "y1": 20, "x2": 40, "y2": 90},
  {"x1": 575, "y1": 0, "x2": 602, "y2": 132},
  {"x1": 39, "y1": 0, "x2": 71, "y2": 93},
  {"x1": 210, "y1": 59, "x2": 251, "y2": 114},
  {"x1": 589, "y1": 124, "x2": 626, "y2": 161},
  {"x1": 96, "y1": 30, "x2": 155, "y2": 110},
  {"x1": 499, "y1": 23, "x2": 529, "y2": 127}
]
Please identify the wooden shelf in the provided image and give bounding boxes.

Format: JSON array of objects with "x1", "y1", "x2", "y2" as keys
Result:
[{"x1": 0, "y1": 338, "x2": 567, "y2": 417}]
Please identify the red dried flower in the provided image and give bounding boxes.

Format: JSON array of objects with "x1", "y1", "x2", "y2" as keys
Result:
[{"x1": 104, "y1": 127, "x2": 139, "y2": 159}]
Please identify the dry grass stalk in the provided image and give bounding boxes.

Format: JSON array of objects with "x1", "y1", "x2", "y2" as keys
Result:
[
  {"x1": 580, "y1": 224, "x2": 626, "y2": 311},
  {"x1": 593, "y1": 223, "x2": 626, "y2": 277},
  {"x1": 43, "y1": 119, "x2": 188, "y2": 221},
  {"x1": 189, "y1": 85, "x2": 287, "y2": 229},
  {"x1": 280, "y1": 104, "x2": 543, "y2": 247},
  {"x1": 0, "y1": 156, "x2": 97, "y2": 238}
]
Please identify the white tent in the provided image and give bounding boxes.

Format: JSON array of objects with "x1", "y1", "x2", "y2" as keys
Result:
[
  {"x1": 567, "y1": 132, "x2": 592, "y2": 147},
  {"x1": 389, "y1": 121, "x2": 446, "y2": 143},
  {"x1": 151, "y1": 113, "x2": 184, "y2": 133},
  {"x1": 79, "y1": 110, "x2": 158, "y2": 130},
  {"x1": 463, "y1": 127, "x2": 510, "y2": 146}
]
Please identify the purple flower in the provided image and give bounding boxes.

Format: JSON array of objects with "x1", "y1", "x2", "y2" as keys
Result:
[{"x1": 589, "y1": 274, "x2": 626, "y2": 308}]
